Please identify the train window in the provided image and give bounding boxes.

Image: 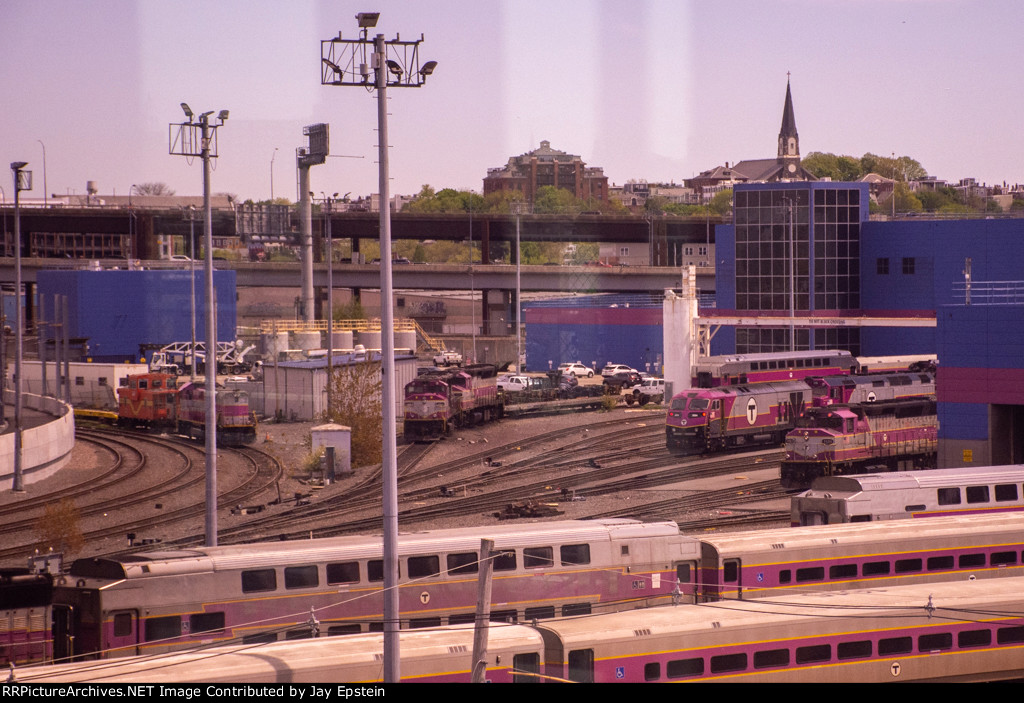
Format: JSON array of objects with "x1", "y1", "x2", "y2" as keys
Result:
[
  {"x1": 990, "y1": 551, "x2": 1017, "y2": 567},
  {"x1": 491, "y1": 609, "x2": 518, "y2": 624},
  {"x1": 284, "y1": 565, "x2": 319, "y2": 589},
  {"x1": 796, "y1": 566, "x2": 824, "y2": 582},
  {"x1": 144, "y1": 616, "x2": 182, "y2": 642},
  {"x1": 959, "y1": 553, "x2": 986, "y2": 568},
  {"x1": 369, "y1": 622, "x2": 384, "y2": 632},
  {"x1": 958, "y1": 629, "x2": 992, "y2": 648},
  {"x1": 568, "y1": 649, "x2": 595, "y2": 683},
  {"x1": 513, "y1": 653, "x2": 541, "y2": 684},
  {"x1": 995, "y1": 483, "x2": 1019, "y2": 501},
  {"x1": 850, "y1": 515, "x2": 872, "y2": 522},
  {"x1": 779, "y1": 570, "x2": 792, "y2": 583},
  {"x1": 524, "y1": 547, "x2": 554, "y2": 569},
  {"x1": 448, "y1": 613, "x2": 476, "y2": 625},
  {"x1": 560, "y1": 544, "x2": 590, "y2": 566},
  {"x1": 190, "y1": 612, "x2": 225, "y2": 634},
  {"x1": 525, "y1": 606, "x2": 555, "y2": 621},
  {"x1": 137, "y1": 379, "x2": 148, "y2": 389},
  {"x1": 446, "y1": 552, "x2": 478, "y2": 575},
  {"x1": 494, "y1": 550, "x2": 517, "y2": 571},
  {"x1": 241, "y1": 569, "x2": 277, "y2": 593},
  {"x1": 367, "y1": 560, "x2": 401, "y2": 581},
  {"x1": 903, "y1": 505, "x2": 926, "y2": 513},
  {"x1": 795, "y1": 644, "x2": 831, "y2": 664},
  {"x1": 937, "y1": 488, "x2": 961, "y2": 505},
  {"x1": 997, "y1": 626, "x2": 1024, "y2": 645},
  {"x1": 242, "y1": 632, "x2": 277, "y2": 644},
  {"x1": 113, "y1": 613, "x2": 133, "y2": 637},
  {"x1": 710, "y1": 652, "x2": 747, "y2": 674},
  {"x1": 918, "y1": 632, "x2": 952, "y2": 652},
  {"x1": 966, "y1": 486, "x2": 990, "y2": 504},
  {"x1": 723, "y1": 560, "x2": 739, "y2": 583},
  {"x1": 926, "y1": 556, "x2": 955, "y2": 571},
  {"x1": 894, "y1": 558, "x2": 922, "y2": 573},
  {"x1": 326, "y1": 561, "x2": 360, "y2": 584},
  {"x1": 878, "y1": 637, "x2": 912, "y2": 655},
  {"x1": 753, "y1": 648, "x2": 790, "y2": 669},
  {"x1": 676, "y1": 562, "x2": 693, "y2": 583},
  {"x1": 837, "y1": 640, "x2": 872, "y2": 660},
  {"x1": 666, "y1": 657, "x2": 704, "y2": 678},
  {"x1": 408, "y1": 555, "x2": 441, "y2": 578},
  {"x1": 644, "y1": 662, "x2": 661, "y2": 681},
  {"x1": 285, "y1": 629, "x2": 314, "y2": 640},
  {"x1": 326, "y1": 623, "x2": 361, "y2": 636},
  {"x1": 562, "y1": 603, "x2": 591, "y2": 617},
  {"x1": 862, "y1": 561, "x2": 890, "y2": 576},
  {"x1": 409, "y1": 617, "x2": 442, "y2": 629},
  {"x1": 829, "y1": 563, "x2": 857, "y2": 580}
]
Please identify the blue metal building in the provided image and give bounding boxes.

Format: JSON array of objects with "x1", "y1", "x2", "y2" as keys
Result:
[{"x1": 37, "y1": 269, "x2": 237, "y2": 362}]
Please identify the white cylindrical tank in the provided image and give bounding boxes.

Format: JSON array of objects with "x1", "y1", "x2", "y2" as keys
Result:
[
  {"x1": 394, "y1": 330, "x2": 416, "y2": 355},
  {"x1": 356, "y1": 330, "x2": 381, "y2": 351},
  {"x1": 329, "y1": 330, "x2": 354, "y2": 352},
  {"x1": 294, "y1": 331, "x2": 321, "y2": 353},
  {"x1": 262, "y1": 332, "x2": 290, "y2": 359}
]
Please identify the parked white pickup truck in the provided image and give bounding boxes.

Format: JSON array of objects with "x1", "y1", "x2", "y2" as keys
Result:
[
  {"x1": 623, "y1": 377, "x2": 666, "y2": 405},
  {"x1": 433, "y1": 350, "x2": 463, "y2": 367}
]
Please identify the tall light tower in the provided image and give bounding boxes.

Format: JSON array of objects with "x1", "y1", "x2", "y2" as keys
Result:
[
  {"x1": 10, "y1": 161, "x2": 31, "y2": 492},
  {"x1": 297, "y1": 123, "x2": 329, "y2": 323},
  {"x1": 321, "y1": 11, "x2": 436, "y2": 682},
  {"x1": 170, "y1": 104, "x2": 228, "y2": 546}
]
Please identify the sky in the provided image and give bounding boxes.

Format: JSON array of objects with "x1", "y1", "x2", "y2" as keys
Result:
[{"x1": 3, "y1": 0, "x2": 1023, "y2": 203}]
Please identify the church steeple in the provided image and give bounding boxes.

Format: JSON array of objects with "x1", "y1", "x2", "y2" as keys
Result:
[{"x1": 778, "y1": 76, "x2": 800, "y2": 174}]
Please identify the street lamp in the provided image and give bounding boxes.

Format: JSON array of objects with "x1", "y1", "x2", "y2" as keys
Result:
[
  {"x1": 320, "y1": 13, "x2": 435, "y2": 682},
  {"x1": 36, "y1": 141, "x2": 47, "y2": 208},
  {"x1": 169, "y1": 103, "x2": 228, "y2": 546},
  {"x1": 270, "y1": 147, "x2": 279, "y2": 201},
  {"x1": 10, "y1": 161, "x2": 31, "y2": 492}
]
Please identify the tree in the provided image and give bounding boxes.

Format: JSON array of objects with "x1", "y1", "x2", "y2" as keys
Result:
[
  {"x1": 135, "y1": 182, "x2": 176, "y2": 196},
  {"x1": 326, "y1": 360, "x2": 383, "y2": 467},
  {"x1": 708, "y1": 189, "x2": 733, "y2": 216},
  {"x1": 35, "y1": 498, "x2": 84, "y2": 557}
]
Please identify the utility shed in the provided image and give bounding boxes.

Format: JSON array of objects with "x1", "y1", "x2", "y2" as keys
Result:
[{"x1": 262, "y1": 352, "x2": 418, "y2": 421}]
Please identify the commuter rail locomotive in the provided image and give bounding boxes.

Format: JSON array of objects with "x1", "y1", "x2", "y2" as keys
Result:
[
  {"x1": 792, "y1": 465, "x2": 1024, "y2": 525},
  {"x1": 403, "y1": 363, "x2": 503, "y2": 440},
  {"x1": 666, "y1": 370, "x2": 935, "y2": 457},
  {"x1": 21, "y1": 576, "x2": 1024, "y2": 684},
  {"x1": 32, "y1": 514, "x2": 1024, "y2": 664},
  {"x1": 1, "y1": 569, "x2": 52, "y2": 668},
  {"x1": 116, "y1": 373, "x2": 257, "y2": 446},
  {"x1": 780, "y1": 397, "x2": 938, "y2": 489}
]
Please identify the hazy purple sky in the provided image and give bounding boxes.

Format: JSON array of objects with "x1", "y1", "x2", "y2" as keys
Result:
[{"x1": 3, "y1": 1, "x2": 1021, "y2": 202}]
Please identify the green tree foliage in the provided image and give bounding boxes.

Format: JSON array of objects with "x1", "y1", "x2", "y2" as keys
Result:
[
  {"x1": 708, "y1": 189, "x2": 734, "y2": 216},
  {"x1": 35, "y1": 498, "x2": 84, "y2": 557},
  {"x1": 802, "y1": 152, "x2": 927, "y2": 182},
  {"x1": 327, "y1": 360, "x2": 383, "y2": 467}
]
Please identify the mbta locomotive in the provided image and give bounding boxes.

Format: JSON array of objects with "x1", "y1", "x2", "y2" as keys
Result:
[
  {"x1": 403, "y1": 363, "x2": 504, "y2": 441},
  {"x1": 116, "y1": 373, "x2": 257, "y2": 446}
]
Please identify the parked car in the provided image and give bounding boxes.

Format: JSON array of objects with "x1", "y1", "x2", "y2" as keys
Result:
[
  {"x1": 497, "y1": 374, "x2": 530, "y2": 392},
  {"x1": 603, "y1": 370, "x2": 642, "y2": 391},
  {"x1": 623, "y1": 377, "x2": 666, "y2": 405},
  {"x1": 601, "y1": 363, "x2": 636, "y2": 378},
  {"x1": 557, "y1": 362, "x2": 594, "y2": 378}
]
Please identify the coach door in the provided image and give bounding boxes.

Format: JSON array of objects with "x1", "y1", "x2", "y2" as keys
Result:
[
  {"x1": 107, "y1": 609, "x2": 140, "y2": 657},
  {"x1": 723, "y1": 558, "x2": 742, "y2": 599}
]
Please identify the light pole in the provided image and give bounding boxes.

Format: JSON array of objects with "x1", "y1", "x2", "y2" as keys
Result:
[
  {"x1": 170, "y1": 104, "x2": 229, "y2": 546},
  {"x1": 36, "y1": 141, "x2": 47, "y2": 208},
  {"x1": 321, "y1": 191, "x2": 338, "y2": 417},
  {"x1": 270, "y1": 147, "x2": 279, "y2": 202},
  {"x1": 184, "y1": 205, "x2": 199, "y2": 379},
  {"x1": 321, "y1": 12, "x2": 436, "y2": 682},
  {"x1": 10, "y1": 161, "x2": 31, "y2": 492}
]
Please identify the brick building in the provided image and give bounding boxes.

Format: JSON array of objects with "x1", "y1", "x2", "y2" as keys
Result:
[{"x1": 483, "y1": 140, "x2": 609, "y2": 206}]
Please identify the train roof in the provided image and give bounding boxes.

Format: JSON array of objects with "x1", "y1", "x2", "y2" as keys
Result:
[
  {"x1": 804, "y1": 465, "x2": 1024, "y2": 496},
  {"x1": 695, "y1": 349, "x2": 851, "y2": 364},
  {"x1": 696, "y1": 512, "x2": 1024, "y2": 553},
  {"x1": 535, "y1": 575, "x2": 1024, "y2": 646},
  {"x1": 69, "y1": 518, "x2": 681, "y2": 580},
  {"x1": 12, "y1": 622, "x2": 542, "y2": 684}
]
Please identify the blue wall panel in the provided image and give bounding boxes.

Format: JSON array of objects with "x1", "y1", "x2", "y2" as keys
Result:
[
  {"x1": 37, "y1": 270, "x2": 237, "y2": 362},
  {"x1": 938, "y1": 402, "x2": 989, "y2": 440},
  {"x1": 525, "y1": 322, "x2": 663, "y2": 374}
]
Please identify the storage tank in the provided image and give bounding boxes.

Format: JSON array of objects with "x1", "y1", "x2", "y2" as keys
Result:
[
  {"x1": 294, "y1": 331, "x2": 321, "y2": 354},
  {"x1": 262, "y1": 331, "x2": 290, "y2": 359},
  {"x1": 329, "y1": 330, "x2": 354, "y2": 352},
  {"x1": 356, "y1": 329, "x2": 381, "y2": 351},
  {"x1": 394, "y1": 330, "x2": 416, "y2": 355}
]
